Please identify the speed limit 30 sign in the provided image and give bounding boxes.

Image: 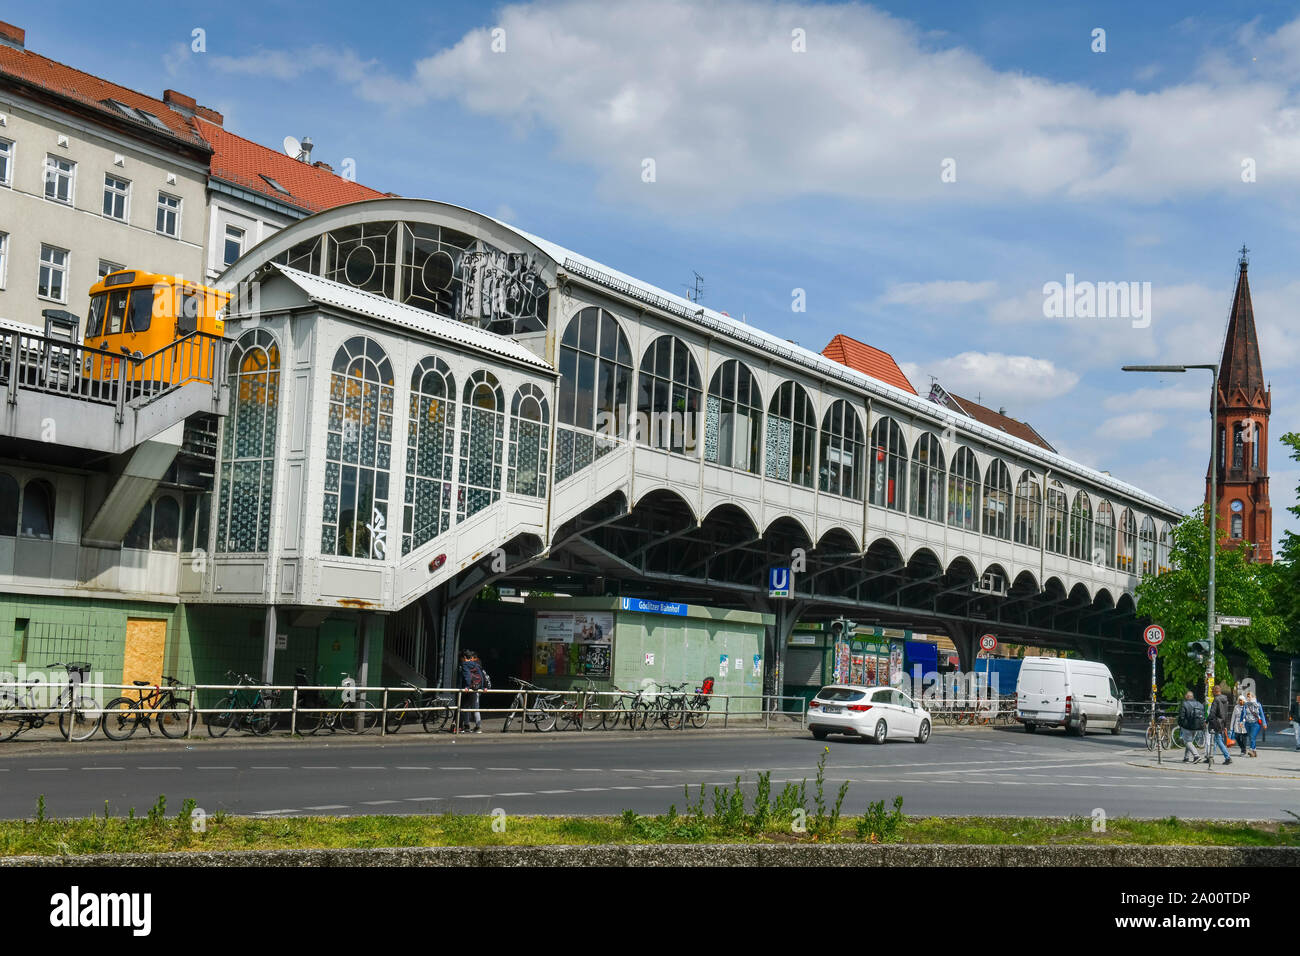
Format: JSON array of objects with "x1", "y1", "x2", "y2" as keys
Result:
[
  {"x1": 1143, "y1": 624, "x2": 1165, "y2": 647},
  {"x1": 980, "y1": 634, "x2": 998, "y2": 652}
]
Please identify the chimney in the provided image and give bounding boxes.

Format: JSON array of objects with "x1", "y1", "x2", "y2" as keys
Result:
[
  {"x1": 313, "y1": 160, "x2": 333, "y2": 173},
  {"x1": 0, "y1": 21, "x2": 25, "y2": 49},
  {"x1": 298, "y1": 136, "x2": 313, "y2": 162},
  {"x1": 998, "y1": 406, "x2": 1007, "y2": 416},
  {"x1": 194, "y1": 105, "x2": 223, "y2": 126},
  {"x1": 163, "y1": 89, "x2": 197, "y2": 114}
]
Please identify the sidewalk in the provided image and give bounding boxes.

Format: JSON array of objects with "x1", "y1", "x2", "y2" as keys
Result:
[{"x1": 1129, "y1": 736, "x2": 1300, "y2": 779}]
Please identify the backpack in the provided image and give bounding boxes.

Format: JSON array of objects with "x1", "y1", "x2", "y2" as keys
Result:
[
  {"x1": 466, "y1": 660, "x2": 485, "y2": 691},
  {"x1": 1180, "y1": 699, "x2": 1204, "y2": 730}
]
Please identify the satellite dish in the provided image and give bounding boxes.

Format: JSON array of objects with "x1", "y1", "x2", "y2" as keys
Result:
[{"x1": 282, "y1": 135, "x2": 301, "y2": 159}]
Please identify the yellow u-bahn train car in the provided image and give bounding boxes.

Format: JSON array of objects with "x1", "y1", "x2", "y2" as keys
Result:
[{"x1": 83, "y1": 270, "x2": 229, "y2": 385}]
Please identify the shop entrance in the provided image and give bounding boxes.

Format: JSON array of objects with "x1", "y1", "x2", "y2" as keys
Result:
[
  {"x1": 459, "y1": 601, "x2": 533, "y2": 687},
  {"x1": 316, "y1": 619, "x2": 358, "y2": 685}
]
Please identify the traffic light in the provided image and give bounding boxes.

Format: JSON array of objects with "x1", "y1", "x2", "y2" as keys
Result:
[
  {"x1": 829, "y1": 618, "x2": 857, "y2": 640},
  {"x1": 1187, "y1": 640, "x2": 1211, "y2": 661}
]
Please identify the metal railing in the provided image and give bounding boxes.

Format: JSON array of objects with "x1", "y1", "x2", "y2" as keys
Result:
[{"x1": 0, "y1": 327, "x2": 227, "y2": 421}]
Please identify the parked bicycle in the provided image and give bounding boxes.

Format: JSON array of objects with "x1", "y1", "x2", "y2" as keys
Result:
[
  {"x1": 0, "y1": 661, "x2": 100, "y2": 742},
  {"x1": 502, "y1": 677, "x2": 560, "y2": 732},
  {"x1": 293, "y1": 667, "x2": 379, "y2": 735},
  {"x1": 384, "y1": 680, "x2": 453, "y2": 734},
  {"x1": 1145, "y1": 713, "x2": 1174, "y2": 751},
  {"x1": 207, "y1": 671, "x2": 278, "y2": 737},
  {"x1": 102, "y1": 675, "x2": 194, "y2": 740},
  {"x1": 685, "y1": 677, "x2": 714, "y2": 728}
]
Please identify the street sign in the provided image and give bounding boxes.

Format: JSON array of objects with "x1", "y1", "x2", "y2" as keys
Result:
[
  {"x1": 979, "y1": 634, "x2": 997, "y2": 652},
  {"x1": 768, "y1": 567, "x2": 792, "y2": 599},
  {"x1": 1216, "y1": 615, "x2": 1251, "y2": 628},
  {"x1": 1143, "y1": 624, "x2": 1165, "y2": 646},
  {"x1": 1147, "y1": 646, "x2": 1158, "y2": 661}
]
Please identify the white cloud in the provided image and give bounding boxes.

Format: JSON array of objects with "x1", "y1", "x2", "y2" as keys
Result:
[
  {"x1": 197, "y1": 3, "x2": 1300, "y2": 208},
  {"x1": 900, "y1": 352, "x2": 1079, "y2": 404},
  {"x1": 1102, "y1": 385, "x2": 1205, "y2": 413},
  {"x1": 1094, "y1": 411, "x2": 1167, "y2": 441},
  {"x1": 879, "y1": 280, "x2": 998, "y2": 307}
]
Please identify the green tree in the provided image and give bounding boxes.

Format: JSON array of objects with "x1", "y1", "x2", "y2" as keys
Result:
[
  {"x1": 1271, "y1": 431, "x2": 1300, "y2": 652},
  {"x1": 1135, "y1": 506, "x2": 1283, "y2": 701}
]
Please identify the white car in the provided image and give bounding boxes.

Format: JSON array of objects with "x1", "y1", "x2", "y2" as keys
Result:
[{"x1": 808, "y1": 685, "x2": 931, "y2": 744}]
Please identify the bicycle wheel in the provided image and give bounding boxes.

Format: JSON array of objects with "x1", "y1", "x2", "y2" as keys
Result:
[
  {"x1": 422, "y1": 699, "x2": 451, "y2": 733},
  {"x1": 249, "y1": 700, "x2": 272, "y2": 736},
  {"x1": 0, "y1": 692, "x2": 24, "y2": 741},
  {"x1": 297, "y1": 694, "x2": 325, "y2": 735},
  {"x1": 100, "y1": 697, "x2": 140, "y2": 741},
  {"x1": 584, "y1": 696, "x2": 607, "y2": 731},
  {"x1": 531, "y1": 700, "x2": 557, "y2": 733},
  {"x1": 385, "y1": 701, "x2": 409, "y2": 735},
  {"x1": 688, "y1": 699, "x2": 711, "y2": 729},
  {"x1": 207, "y1": 695, "x2": 237, "y2": 737},
  {"x1": 60, "y1": 696, "x2": 102, "y2": 741},
  {"x1": 340, "y1": 699, "x2": 379, "y2": 734},
  {"x1": 1144, "y1": 725, "x2": 1158, "y2": 751},
  {"x1": 157, "y1": 698, "x2": 194, "y2": 738},
  {"x1": 663, "y1": 699, "x2": 686, "y2": 730}
]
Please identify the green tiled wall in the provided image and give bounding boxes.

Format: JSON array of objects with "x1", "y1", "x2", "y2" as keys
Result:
[{"x1": 611, "y1": 613, "x2": 764, "y2": 713}]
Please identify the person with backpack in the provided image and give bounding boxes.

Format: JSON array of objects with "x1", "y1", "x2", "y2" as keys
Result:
[
  {"x1": 1208, "y1": 684, "x2": 1233, "y2": 765},
  {"x1": 458, "y1": 649, "x2": 490, "y2": 734},
  {"x1": 1177, "y1": 690, "x2": 1206, "y2": 763},
  {"x1": 1243, "y1": 692, "x2": 1266, "y2": 757},
  {"x1": 1230, "y1": 695, "x2": 1247, "y2": 755}
]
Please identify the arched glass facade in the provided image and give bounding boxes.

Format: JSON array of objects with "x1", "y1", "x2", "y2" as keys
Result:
[
  {"x1": 1095, "y1": 500, "x2": 1116, "y2": 569},
  {"x1": 948, "y1": 447, "x2": 979, "y2": 531},
  {"x1": 982, "y1": 460, "x2": 1011, "y2": 540},
  {"x1": 868, "y1": 417, "x2": 906, "y2": 511},
  {"x1": 1045, "y1": 480, "x2": 1068, "y2": 555},
  {"x1": 323, "y1": 336, "x2": 395, "y2": 559},
  {"x1": 1013, "y1": 471, "x2": 1041, "y2": 547},
  {"x1": 1118, "y1": 508, "x2": 1138, "y2": 573},
  {"x1": 509, "y1": 384, "x2": 550, "y2": 497},
  {"x1": 636, "y1": 336, "x2": 701, "y2": 455},
  {"x1": 403, "y1": 355, "x2": 455, "y2": 556},
  {"x1": 705, "y1": 360, "x2": 762, "y2": 473},
  {"x1": 909, "y1": 433, "x2": 944, "y2": 522},
  {"x1": 217, "y1": 329, "x2": 280, "y2": 553},
  {"x1": 124, "y1": 494, "x2": 181, "y2": 552},
  {"x1": 819, "y1": 400, "x2": 864, "y2": 499},
  {"x1": 458, "y1": 370, "x2": 505, "y2": 520},
  {"x1": 1069, "y1": 491, "x2": 1093, "y2": 561},
  {"x1": 1139, "y1": 516, "x2": 1156, "y2": 576},
  {"x1": 556, "y1": 307, "x2": 632, "y2": 481},
  {"x1": 765, "y1": 381, "x2": 816, "y2": 487}
]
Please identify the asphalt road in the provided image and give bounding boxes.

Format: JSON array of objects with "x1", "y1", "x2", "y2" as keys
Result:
[{"x1": 1, "y1": 724, "x2": 1297, "y2": 821}]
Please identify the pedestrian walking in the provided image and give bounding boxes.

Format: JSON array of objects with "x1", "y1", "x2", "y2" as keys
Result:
[
  {"x1": 1177, "y1": 691, "x2": 1205, "y2": 764},
  {"x1": 1208, "y1": 683, "x2": 1233, "y2": 765},
  {"x1": 1243, "y1": 692, "x2": 1266, "y2": 757},
  {"x1": 1290, "y1": 694, "x2": 1300, "y2": 752},
  {"x1": 1231, "y1": 696, "x2": 1247, "y2": 755},
  {"x1": 458, "y1": 649, "x2": 489, "y2": 734}
]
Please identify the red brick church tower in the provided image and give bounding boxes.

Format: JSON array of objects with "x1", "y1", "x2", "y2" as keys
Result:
[{"x1": 1207, "y1": 246, "x2": 1272, "y2": 562}]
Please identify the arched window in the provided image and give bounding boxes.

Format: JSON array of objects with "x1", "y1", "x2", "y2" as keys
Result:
[
  {"x1": 509, "y1": 384, "x2": 550, "y2": 498},
  {"x1": 0, "y1": 472, "x2": 18, "y2": 537},
  {"x1": 705, "y1": 360, "x2": 762, "y2": 473},
  {"x1": 1158, "y1": 523, "x2": 1171, "y2": 574},
  {"x1": 1095, "y1": 501, "x2": 1116, "y2": 569},
  {"x1": 1069, "y1": 491, "x2": 1093, "y2": 560},
  {"x1": 323, "y1": 336, "x2": 394, "y2": 559},
  {"x1": 947, "y1": 447, "x2": 979, "y2": 531},
  {"x1": 1045, "y1": 480, "x2": 1068, "y2": 555},
  {"x1": 765, "y1": 381, "x2": 816, "y2": 487},
  {"x1": 1013, "y1": 471, "x2": 1041, "y2": 547},
  {"x1": 217, "y1": 329, "x2": 280, "y2": 553},
  {"x1": 1118, "y1": 508, "x2": 1137, "y2": 572},
  {"x1": 868, "y1": 418, "x2": 906, "y2": 511},
  {"x1": 125, "y1": 495, "x2": 182, "y2": 552},
  {"x1": 403, "y1": 356, "x2": 455, "y2": 555},
  {"x1": 20, "y1": 478, "x2": 54, "y2": 539},
  {"x1": 123, "y1": 503, "x2": 151, "y2": 550},
  {"x1": 1230, "y1": 513, "x2": 1243, "y2": 539},
  {"x1": 636, "y1": 335, "x2": 701, "y2": 455},
  {"x1": 909, "y1": 434, "x2": 945, "y2": 522},
  {"x1": 556, "y1": 308, "x2": 632, "y2": 481},
  {"x1": 1139, "y1": 516, "x2": 1156, "y2": 576},
  {"x1": 819, "y1": 399, "x2": 864, "y2": 499},
  {"x1": 982, "y1": 460, "x2": 1011, "y2": 540},
  {"x1": 1232, "y1": 424, "x2": 1244, "y2": 469},
  {"x1": 459, "y1": 370, "x2": 505, "y2": 520}
]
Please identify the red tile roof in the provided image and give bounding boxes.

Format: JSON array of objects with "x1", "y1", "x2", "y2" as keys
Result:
[
  {"x1": 194, "y1": 118, "x2": 388, "y2": 214},
  {"x1": 821, "y1": 333, "x2": 917, "y2": 394},
  {"x1": 0, "y1": 41, "x2": 208, "y2": 148},
  {"x1": 943, "y1": 391, "x2": 1056, "y2": 452}
]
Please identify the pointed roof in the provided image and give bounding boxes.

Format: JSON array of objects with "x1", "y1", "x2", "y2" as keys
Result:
[
  {"x1": 1218, "y1": 250, "x2": 1266, "y2": 404},
  {"x1": 821, "y1": 333, "x2": 917, "y2": 394}
]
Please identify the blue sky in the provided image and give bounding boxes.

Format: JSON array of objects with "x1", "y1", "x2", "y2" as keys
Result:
[{"x1": 11, "y1": 0, "x2": 1300, "y2": 551}]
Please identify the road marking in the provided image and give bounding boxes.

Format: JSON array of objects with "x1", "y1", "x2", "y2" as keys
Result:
[
  {"x1": 646, "y1": 785, "x2": 678, "y2": 789},
  {"x1": 251, "y1": 765, "x2": 289, "y2": 770},
  {"x1": 454, "y1": 794, "x2": 492, "y2": 799},
  {"x1": 304, "y1": 805, "x2": 348, "y2": 810},
  {"x1": 440, "y1": 766, "x2": 474, "y2": 770},
  {"x1": 254, "y1": 809, "x2": 298, "y2": 815},
  {"x1": 404, "y1": 797, "x2": 442, "y2": 802},
  {"x1": 612, "y1": 786, "x2": 641, "y2": 790},
  {"x1": 361, "y1": 800, "x2": 400, "y2": 805},
  {"x1": 198, "y1": 766, "x2": 236, "y2": 770},
  {"x1": 496, "y1": 792, "x2": 532, "y2": 796},
  {"x1": 572, "y1": 768, "x2": 603, "y2": 771},
  {"x1": 137, "y1": 766, "x2": 181, "y2": 770},
  {"x1": 301, "y1": 765, "x2": 338, "y2": 769},
  {"x1": 27, "y1": 768, "x2": 67, "y2": 772},
  {"x1": 574, "y1": 787, "x2": 608, "y2": 791},
  {"x1": 349, "y1": 766, "x2": 385, "y2": 770},
  {"x1": 81, "y1": 766, "x2": 123, "y2": 771},
  {"x1": 529, "y1": 767, "x2": 563, "y2": 771},
  {"x1": 538, "y1": 789, "x2": 573, "y2": 794},
  {"x1": 396, "y1": 766, "x2": 430, "y2": 770}
]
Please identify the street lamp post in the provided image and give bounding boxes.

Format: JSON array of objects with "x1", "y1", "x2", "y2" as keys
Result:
[{"x1": 1121, "y1": 363, "x2": 1219, "y2": 763}]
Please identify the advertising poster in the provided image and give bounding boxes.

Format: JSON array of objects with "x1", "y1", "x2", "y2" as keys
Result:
[
  {"x1": 719, "y1": 654, "x2": 729, "y2": 678},
  {"x1": 889, "y1": 641, "x2": 905, "y2": 686},
  {"x1": 832, "y1": 641, "x2": 851, "y2": 684},
  {"x1": 533, "y1": 611, "x2": 614, "y2": 678}
]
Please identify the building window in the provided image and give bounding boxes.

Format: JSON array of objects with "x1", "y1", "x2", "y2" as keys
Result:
[
  {"x1": 44, "y1": 155, "x2": 75, "y2": 204},
  {"x1": 0, "y1": 139, "x2": 12, "y2": 186},
  {"x1": 766, "y1": 381, "x2": 816, "y2": 487},
  {"x1": 458, "y1": 370, "x2": 505, "y2": 521},
  {"x1": 1045, "y1": 480, "x2": 1068, "y2": 555},
  {"x1": 819, "y1": 399, "x2": 864, "y2": 499},
  {"x1": 1013, "y1": 471, "x2": 1042, "y2": 547},
  {"x1": 1069, "y1": 491, "x2": 1093, "y2": 561},
  {"x1": 223, "y1": 224, "x2": 245, "y2": 267},
  {"x1": 38, "y1": 244, "x2": 68, "y2": 302},
  {"x1": 555, "y1": 308, "x2": 633, "y2": 481},
  {"x1": 908, "y1": 433, "x2": 945, "y2": 522},
  {"x1": 982, "y1": 460, "x2": 1012, "y2": 540},
  {"x1": 102, "y1": 174, "x2": 130, "y2": 221},
  {"x1": 947, "y1": 446, "x2": 980, "y2": 531},
  {"x1": 0, "y1": 232, "x2": 7, "y2": 290},
  {"x1": 1095, "y1": 500, "x2": 1116, "y2": 569},
  {"x1": 636, "y1": 335, "x2": 701, "y2": 455},
  {"x1": 705, "y1": 360, "x2": 762, "y2": 473},
  {"x1": 1232, "y1": 424, "x2": 1244, "y2": 469},
  {"x1": 98, "y1": 259, "x2": 124, "y2": 280},
  {"x1": 1118, "y1": 508, "x2": 1137, "y2": 572},
  {"x1": 19, "y1": 478, "x2": 55, "y2": 539},
  {"x1": 508, "y1": 383, "x2": 550, "y2": 498},
  {"x1": 181, "y1": 493, "x2": 211, "y2": 555},
  {"x1": 156, "y1": 192, "x2": 181, "y2": 237},
  {"x1": 323, "y1": 336, "x2": 393, "y2": 558},
  {"x1": 1230, "y1": 513, "x2": 1243, "y2": 539},
  {"x1": 123, "y1": 495, "x2": 182, "y2": 552},
  {"x1": 868, "y1": 417, "x2": 905, "y2": 510},
  {"x1": 403, "y1": 355, "x2": 455, "y2": 555},
  {"x1": 1251, "y1": 425, "x2": 1259, "y2": 469},
  {"x1": 216, "y1": 330, "x2": 280, "y2": 553},
  {"x1": 1157, "y1": 523, "x2": 1171, "y2": 574},
  {"x1": 0, "y1": 472, "x2": 18, "y2": 536},
  {"x1": 1139, "y1": 516, "x2": 1156, "y2": 576}
]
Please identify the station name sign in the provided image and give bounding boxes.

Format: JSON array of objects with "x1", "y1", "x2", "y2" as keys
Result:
[{"x1": 619, "y1": 597, "x2": 688, "y2": 616}]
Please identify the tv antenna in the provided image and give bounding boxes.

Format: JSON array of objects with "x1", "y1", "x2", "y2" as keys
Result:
[{"x1": 684, "y1": 272, "x2": 704, "y2": 304}]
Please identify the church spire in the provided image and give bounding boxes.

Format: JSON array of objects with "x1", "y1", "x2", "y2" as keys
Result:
[{"x1": 1217, "y1": 245, "x2": 1266, "y2": 404}]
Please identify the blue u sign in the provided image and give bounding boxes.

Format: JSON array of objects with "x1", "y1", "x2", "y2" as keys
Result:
[{"x1": 768, "y1": 567, "x2": 792, "y2": 598}]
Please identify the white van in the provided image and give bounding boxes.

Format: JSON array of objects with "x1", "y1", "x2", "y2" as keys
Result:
[{"x1": 1015, "y1": 656, "x2": 1123, "y2": 736}]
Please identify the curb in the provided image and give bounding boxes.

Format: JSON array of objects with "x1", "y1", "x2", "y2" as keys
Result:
[
  {"x1": 1126, "y1": 759, "x2": 1300, "y2": 780},
  {"x1": 3, "y1": 843, "x2": 1297, "y2": 867}
]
